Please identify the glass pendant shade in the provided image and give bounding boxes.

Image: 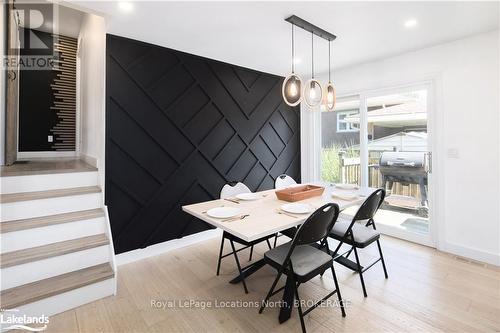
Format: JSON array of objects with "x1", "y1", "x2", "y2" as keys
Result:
[
  {"x1": 282, "y1": 74, "x2": 302, "y2": 106},
  {"x1": 303, "y1": 79, "x2": 322, "y2": 108},
  {"x1": 325, "y1": 82, "x2": 336, "y2": 110}
]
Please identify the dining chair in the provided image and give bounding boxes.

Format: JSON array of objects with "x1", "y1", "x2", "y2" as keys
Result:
[
  {"x1": 216, "y1": 182, "x2": 275, "y2": 293},
  {"x1": 275, "y1": 174, "x2": 298, "y2": 189},
  {"x1": 326, "y1": 189, "x2": 388, "y2": 297},
  {"x1": 273, "y1": 174, "x2": 299, "y2": 246},
  {"x1": 259, "y1": 203, "x2": 345, "y2": 333}
]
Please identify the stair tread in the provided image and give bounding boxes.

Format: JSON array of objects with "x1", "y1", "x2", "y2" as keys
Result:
[
  {"x1": 0, "y1": 208, "x2": 105, "y2": 234},
  {"x1": 0, "y1": 263, "x2": 114, "y2": 309},
  {"x1": 0, "y1": 159, "x2": 97, "y2": 177},
  {"x1": 0, "y1": 186, "x2": 101, "y2": 204},
  {"x1": 0, "y1": 234, "x2": 109, "y2": 268}
]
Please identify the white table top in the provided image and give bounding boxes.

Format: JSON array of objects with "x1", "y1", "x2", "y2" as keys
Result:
[{"x1": 182, "y1": 184, "x2": 376, "y2": 243}]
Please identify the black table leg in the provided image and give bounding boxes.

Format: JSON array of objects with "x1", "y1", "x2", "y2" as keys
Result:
[
  {"x1": 229, "y1": 259, "x2": 266, "y2": 284},
  {"x1": 278, "y1": 275, "x2": 295, "y2": 323}
]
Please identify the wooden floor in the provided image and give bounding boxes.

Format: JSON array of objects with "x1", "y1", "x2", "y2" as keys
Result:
[{"x1": 41, "y1": 235, "x2": 500, "y2": 333}]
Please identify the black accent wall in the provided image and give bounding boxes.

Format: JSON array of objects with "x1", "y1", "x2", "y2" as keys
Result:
[{"x1": 106, "y1": 34, "x2": 301, "y2": 254}]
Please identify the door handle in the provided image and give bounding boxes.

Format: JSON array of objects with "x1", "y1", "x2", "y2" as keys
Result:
[{"x1": 425, "y1": 152, "x2": 432, "y2": 174}]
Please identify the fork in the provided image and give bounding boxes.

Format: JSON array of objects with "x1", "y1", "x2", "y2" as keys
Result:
[
  {"x1": 276, "y1": 209, "x2": 299, "y2": 218},
  {"x1": 221, "y1": 214, "x2": 249, "y2": 222}
]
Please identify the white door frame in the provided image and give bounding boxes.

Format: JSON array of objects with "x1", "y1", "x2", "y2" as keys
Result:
[{"x1": 312, "y1": 77, "x2": 443, "y2": 248}]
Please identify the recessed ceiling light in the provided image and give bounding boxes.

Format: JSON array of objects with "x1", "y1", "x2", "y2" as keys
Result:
[
  {"x1": 404, "y1": 19, "x2": 418, "y2": 28},
  {"x1": 118, "y1": 2, "x2": 134, "y2": 13}
]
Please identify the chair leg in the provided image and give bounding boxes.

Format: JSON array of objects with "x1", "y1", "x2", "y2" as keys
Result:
[
  {"x1": 266, "y1": 239, "x2": 272, "y2": 250},
  {"x1": 216, "y1": 236, "x2": 225, "y2": 276},
  {"x1": 273, "y1": 234, "x2": 278, "y2": 248},
  {"x1": 376, "y1": 240, "x2": 389, "y2": 278},
  {"x1": 330, "y1": 265, "x2": 346, "y2": 317},
  {"x1": 259, "y1": 271, "x2": 283, "y2": 313},
  {"x1": 230, "y1": 240, "x2": 249, "y2": 294},
  {"x1": 248, "y1": 245, "x2": 254, "y2": 261},
  {"x1": 353, "y1": 246, "x2": 368, "y2": 297},
  {"x1": 294, "y1": 282, "x2": 307, "y2": 333}
]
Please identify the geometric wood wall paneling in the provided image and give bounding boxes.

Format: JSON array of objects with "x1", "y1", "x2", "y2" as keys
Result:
[
  {"x1": 50, "y1": 35, "x2": 77, "y2": 151},
  {"x1": 106, "y1": 34, "x2": 300, "y2": 254}
]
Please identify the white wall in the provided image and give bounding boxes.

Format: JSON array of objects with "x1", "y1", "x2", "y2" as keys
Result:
[
  {"x1": 305, "y1": 30, "x2": 499, "y2": 265},
  {"x1": 78, "y1": 13, "x2": 106, "y2": 184}
]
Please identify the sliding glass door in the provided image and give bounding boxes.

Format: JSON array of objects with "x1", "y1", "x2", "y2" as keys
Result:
[{"x1": 321, "y1": 85, "x2": 434, "y2": 246}]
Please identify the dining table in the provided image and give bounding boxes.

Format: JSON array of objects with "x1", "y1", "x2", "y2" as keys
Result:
[{"x1": 182, "y1": 182, "x2": 377, "y2": 323}]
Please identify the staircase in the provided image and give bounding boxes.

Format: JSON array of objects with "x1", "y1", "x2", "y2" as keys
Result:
[{"x1": 0, "y1": 160, "x2": 116, "y2": 325}]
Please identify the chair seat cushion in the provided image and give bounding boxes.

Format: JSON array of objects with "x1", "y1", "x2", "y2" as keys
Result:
[
  {"x1": 330, "y1": 219, "x2": 380, "y2": 248},
  {"x1": 223, "y1": 231, "x2": 274, "y2": 246},
  {"x1": 264, "y1": 243, "x2": 333, "y2": 282}
]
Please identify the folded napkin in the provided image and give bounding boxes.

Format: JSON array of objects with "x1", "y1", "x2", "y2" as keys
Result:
[{"x1": 332, "y1": 193, "x2": 359, "y2": 201}]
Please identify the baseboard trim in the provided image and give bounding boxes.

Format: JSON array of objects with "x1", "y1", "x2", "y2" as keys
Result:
[
  {"x1": 440, "y1": 241, "x2": 500, "y2": 267},
  {"x1": 115, "y1": 229, "x2": 222, "y2": 266},
  {"x1": 17, "y1": 152, "x2": 77, "y2": 159}
]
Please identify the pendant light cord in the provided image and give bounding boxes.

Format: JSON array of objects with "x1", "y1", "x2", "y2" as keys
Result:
[
  {"x1": 311, "y1": 32, "x2": 314, "y2": 79},
  {"x1": 291, "y1": 24, "x2": 295, "y2": 73},
  {"x1": 328, "y1": 41, "x2": 331, "y2": 83}
]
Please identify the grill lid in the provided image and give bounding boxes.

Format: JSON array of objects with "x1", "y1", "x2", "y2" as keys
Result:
[{"x1": 379, "y1": 151, "x2": 425, "y2": 168}]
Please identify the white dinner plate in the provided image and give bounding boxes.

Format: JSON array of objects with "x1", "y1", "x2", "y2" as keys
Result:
[
  {"x1": 207, "y1": 207, "x2": 241, "y2": 219},
  {"x1": 235, "y1": 193, "x2": 260, "y2": 201},
  {"x1": 281, "y1": 203, "x2": 313, "y2": 214},
  {"x1": 334, "y1": 183, "x2": 359, "y2": 190},
  {"x1": 332, "y1": 193, "x2": 359, "y2": 201}
]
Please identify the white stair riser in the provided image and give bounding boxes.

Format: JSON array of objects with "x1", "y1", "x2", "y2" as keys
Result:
[
  {"x1": 1, "y1": 246, "x2": 111, "y2": 290},
  {"x1": 1, "y1": 217, "x2": 106, "y2": 252},
  {"x1": 0, "y1": 278, "x2": 115, "y2": 331},
  {"x1": 1, "y1": 193, "x2": 102, "y2": 221},
  {"x1": 0, "y1": 172, "x2": 99, "y2": 194}
]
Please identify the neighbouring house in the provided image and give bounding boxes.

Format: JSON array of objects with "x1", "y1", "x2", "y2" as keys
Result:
[{"x1": 321, "y1": 101, "x2": 427, "y2": 149}]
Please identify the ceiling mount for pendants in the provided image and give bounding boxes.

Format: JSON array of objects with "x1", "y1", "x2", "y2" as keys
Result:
[{"x1": 284, "y1": 15, "x2": 337, "y2": 42}]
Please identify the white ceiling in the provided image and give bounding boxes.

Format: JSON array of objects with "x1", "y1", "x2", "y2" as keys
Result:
[
  {"x1": 17, "y1": 1, "x2": 84, "y2": 38},
  {"x1": 74, "y1": 1, "x2": 499, "y2": 76}
]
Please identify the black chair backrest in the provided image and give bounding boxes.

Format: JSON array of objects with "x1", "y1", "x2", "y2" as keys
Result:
[
  {"x1": 292, "y1": 203, "x2": 340, "y2": 246},
  {"x1": 280, "y1": 203, "x2": 339, "y2": 270},
  {"x1": 353, "y1": 188, "x2": 385, "y2": 222}
]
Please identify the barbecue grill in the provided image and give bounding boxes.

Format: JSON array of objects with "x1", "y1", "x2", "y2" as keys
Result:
[{"x1": 379, "y1": 151, "x2": 428, "y2": 214}]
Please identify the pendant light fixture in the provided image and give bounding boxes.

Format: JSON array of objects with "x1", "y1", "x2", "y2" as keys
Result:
[
  {"x1": 282, "y1": 24, "x2": 302, "y2": 106},
  {"x1": 325, "y1": 40, "x2": 336, "y2": 111},
  {"x1": 303, "y1": 32, "x2": 322, "y2": 108},
  {"x1": 282, "y1": 15, "x2": 337, "y2": 109}
]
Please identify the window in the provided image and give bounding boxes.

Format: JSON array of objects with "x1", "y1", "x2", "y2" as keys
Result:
[
  {"x1": 321, "y1": 96, "x2": 361, "y2": 185},
  {"x1": 337, "y1": 111, "x2": 360, "y2": 132}
]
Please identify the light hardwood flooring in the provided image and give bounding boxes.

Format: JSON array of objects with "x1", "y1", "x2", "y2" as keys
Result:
[{"x1": 41, "y1": 235, "x2": 500, "y2": 333}]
